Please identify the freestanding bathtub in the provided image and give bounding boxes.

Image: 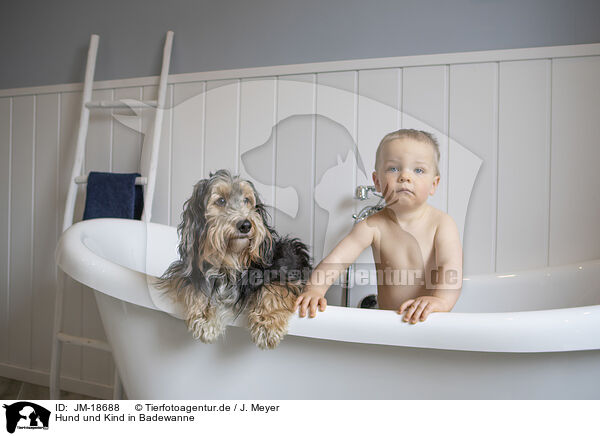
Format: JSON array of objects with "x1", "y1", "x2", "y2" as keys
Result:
[{"x1": 55, "y1": 218, "x2": 600, "y2": 399}]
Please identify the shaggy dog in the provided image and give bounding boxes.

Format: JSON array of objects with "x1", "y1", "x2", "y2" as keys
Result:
[{"x1": 157, "y1": 170, "x2": 311, "y2": 349}]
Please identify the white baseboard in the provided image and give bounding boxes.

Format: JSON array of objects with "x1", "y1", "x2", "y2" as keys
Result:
[{"x1": 0, "y1": 362, "x2": 113, "y2": 400}]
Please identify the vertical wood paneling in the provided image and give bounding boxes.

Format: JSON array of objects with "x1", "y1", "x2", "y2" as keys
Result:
[
  {"x1": 357, "y1": 68, "x2": 401, "y2": 178},
  {"x1": 277, "y1": 75, "x2": 316, "y2": 121},
  {"x1": 402, "y1": 66, "x2": 448, "y2": 134},
  {"x1": 81, "y1": 88, "x2": 114, "y2": 386},
  {"x1": 143, "y1": 84, "x2": 173, "y2": 225},
  {"x1": 31, "y1": 93, "x2": 60, "y2": 372},
  {"x1": 314, "y1": 71, "x2": 357, "y2": 305},
  {"x1": 58, "y1": 91, "x2": 84, "y2": 379},
  {"x1": 274, "y1": 75, "x2": 316, "y2": 246},
  {"x1": 550, "y1": 56, "x2": 600, "y2": 265},
  {"x1": 0, "y1": 98, "x2": 11, "y2": 363},
  {"x1": 2, "y1": 48, "x2": 600, "y2": 394},
  {"x1": 356, "y1": 68, "x2": 401, "y2": 207},
  {"x1": 112, "y1": 87, "x2": 143, "y2": 173},
  {"x1": 497, "y1": 60, "x2": 550, "y2": 272},
  {"x1": 351, "y1": 69, "x2": 401, "y2": 306},
  {"x1": 402, "y1": 66, "x2": 449, "y2": 213},
  {"x1": 171, "y1": 82, "x2": 205, "y2": 226},
  {"x1": 204, "y1": 80, "x2": 239, "y2": 174},
  {"x1": 239, "y1": 77, "x2": 276, "y2": 216},
  {"x1": 9, "y1": 95, "x2": 34, "y2": 367},
  {"x1": 85, "y1": 89, "x2": 113, "y2": 173},
  {"x1": 449, "y1": 63, "x2": 498, "y2": 275}
]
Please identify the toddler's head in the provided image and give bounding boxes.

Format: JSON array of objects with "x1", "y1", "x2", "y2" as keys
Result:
[
  {"x1": 373, "y1": 129, "x2": 441, "y2": 209},
  {"x1": 375, "y1": 129, "x2": 440, "y2": 175}
]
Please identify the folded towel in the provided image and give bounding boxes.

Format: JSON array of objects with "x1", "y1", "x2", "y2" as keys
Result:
[{"x1": 82, "y1": 172, "x2": 144, "y2": 220}]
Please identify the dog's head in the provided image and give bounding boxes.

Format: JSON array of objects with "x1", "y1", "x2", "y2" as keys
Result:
[{"x1": 178, "y1": 170, "x2": 273, "y2": 272}]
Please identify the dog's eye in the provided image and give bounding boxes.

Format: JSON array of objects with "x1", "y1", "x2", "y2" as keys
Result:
[
  {"x1": 244, "y1": 197, "x2": 252, "y2": 205},
  {"x1": 215, "y1": 197, "x2": 226, "y2": 206}
]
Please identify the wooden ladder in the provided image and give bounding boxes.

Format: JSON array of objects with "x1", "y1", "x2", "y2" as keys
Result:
[{"x1": 50, "y1": 31, "x2": 174, "y2": 400}]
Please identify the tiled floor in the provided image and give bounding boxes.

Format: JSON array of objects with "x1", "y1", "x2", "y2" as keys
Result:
[{"x1": 0, "y1": 376, "x2": 99, "y2": 401}]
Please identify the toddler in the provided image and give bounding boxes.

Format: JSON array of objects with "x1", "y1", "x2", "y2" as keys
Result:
[{"x1": 295, "y1": 129, "x2": 462, "y2": 323}]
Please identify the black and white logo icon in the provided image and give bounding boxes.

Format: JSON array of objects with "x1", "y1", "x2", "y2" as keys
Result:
[{"x1": 2, "y1": 402, "x2": 50, "y2": 434}]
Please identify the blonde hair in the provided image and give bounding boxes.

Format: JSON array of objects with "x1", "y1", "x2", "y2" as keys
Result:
[{"x1": 375, "y1": 129, "x2": 440, "y2": 175}]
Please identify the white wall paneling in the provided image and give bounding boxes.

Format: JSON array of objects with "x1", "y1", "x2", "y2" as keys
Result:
[
  {"x1": 239, "y1": 77, "x2": 277, "y2": 225},
  {"x1": 204, "y1": 80, "x2": 240, "y2": 175},
  {"x1": 86, "y1": 89, "x2": 113, "y2": 173},
  {"x1": 348, "y1": 69, "x2": 402, "y2": 306},
  {"x1": 1, "y1": 44, "x2": 599, "y2": 398},
  {"x1": 57, "y1": 91, "x2": 84, "y2": 382},
  {"x1": 32, "y1": 93, "x2": 60, "y2": 373},
  {"x1": 550, "y1": 56, "x2": 600, "y2": 266},
  {"x1": 9, "y1": 95, "x2": 35, "y2": 368},
  {"x1": 0, "y1": 97, "x2": 10, "y2": 365},
  {"x1": 274, "y1": 75, "x2": 316, "y2": 247},
  {"x1": 402, "y1": 66, "x2": 449, "y2": 213},
  {"x1": 143, "y1": 84, "x2": 173, "y2": 226},
  {"x1": 112, "y1": 87, "x2": 144, "y2": 173},
  {"x1": 314, "y1": 71, "x2": 357, "y2": 306},
  {"x1": 449, "y1": 63, "x2": 499, "y2": 275},
  {"x1": 357, "y1": 68, "x2": 401, "y2": 181},
  {"x1": 497, "y1": 60, "x2": 551, "y2": 272},
  {"x1": 81, "y1": 88, "x2": 113, "y2": 387},
  {"x1": 171, "y1": 82, "x2": 206, "y2": 226}
]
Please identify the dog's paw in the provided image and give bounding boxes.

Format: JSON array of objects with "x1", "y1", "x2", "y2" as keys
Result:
[
  {"x1": 188, "y1": 316, "x2": 224, "y2": 343},
  {"x1": 250, "y1": 322, "x2": 287, "y2": 350}
]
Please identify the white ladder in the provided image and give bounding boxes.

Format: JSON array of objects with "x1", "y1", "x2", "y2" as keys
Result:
[{"x1": 50, "y1": 31, "x2": 174, "y2": 400}]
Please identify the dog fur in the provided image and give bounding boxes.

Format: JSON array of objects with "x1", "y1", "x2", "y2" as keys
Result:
[{"x1": 156, "y1": 170, "x2": 311, "y2": 349}]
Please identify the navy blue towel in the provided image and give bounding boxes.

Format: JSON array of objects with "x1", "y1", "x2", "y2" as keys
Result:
[{"x1": 82, "y1": 172, "x2": 144, "y2": 220}]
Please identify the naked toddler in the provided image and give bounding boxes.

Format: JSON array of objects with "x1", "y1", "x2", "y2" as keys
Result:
[{"x1": 295, "y1": 129, "x2": 463, "y2": 323}]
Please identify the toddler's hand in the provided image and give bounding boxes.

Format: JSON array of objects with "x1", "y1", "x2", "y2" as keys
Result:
[
  {"x1": 398, "y1": 296, "x2": 449, "y2": 323},
  {"x1": 295, "y1": 289, "x2": 327, "y2": 318}
]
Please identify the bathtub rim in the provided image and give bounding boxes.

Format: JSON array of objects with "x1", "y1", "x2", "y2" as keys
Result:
[{"x1": 56, "y1": 218, "x2": 600, "y2": 353}]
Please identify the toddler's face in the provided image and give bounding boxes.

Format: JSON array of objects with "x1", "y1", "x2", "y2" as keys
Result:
[{"x1": 372, "y1": 138, "x2": 440, "y2": 210}]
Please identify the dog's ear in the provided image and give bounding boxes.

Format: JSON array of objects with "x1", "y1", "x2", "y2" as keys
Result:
[
  {"x1": 248, "y1": 182, "x2": 275, "y2": 265},
  {"x1": 246, "y1": 181, "x2": 270, "y2": 224},
  {"x1": 240, "y1": 180, "x2": 277, "y2": 266},
  {"x1": 259, "y1": 234, "x2": 274, "y2": 266},
  {"x1": 178, "y1": 178, "x2": 210, "y2": 272},
  {"x1": 256, "y1": 204, "x2": 274, "y2": 267},
  {"x1": 255, "y1": 201, "x2": 272, "y2": 227}
]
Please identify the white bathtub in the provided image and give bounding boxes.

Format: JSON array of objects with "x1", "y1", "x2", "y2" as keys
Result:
[{"x1": 55, "y1": 218, "x2": 600, "y2": 399}]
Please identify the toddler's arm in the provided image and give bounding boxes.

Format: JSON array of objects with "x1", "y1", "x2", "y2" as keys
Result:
[
  {"x1": 399, "y1": 214, "x2": 463, "y2": 323},
  {"x1": 296, "y1": 219, "x2": 376, "y2": 318}
]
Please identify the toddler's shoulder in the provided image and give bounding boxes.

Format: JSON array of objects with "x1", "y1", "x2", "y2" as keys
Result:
[
  {"x1": 363, "y1": 208, "x2": 395, "y2": 229},
  {"x1": 358, "y1": 209, "x2": 394, "y2": 242},
  {"x1": 430, "y1": 207, "x2": 456, "y2": 225},
  {"x1": 430, "y1": 208, "x2": 459, "y2": 238}
]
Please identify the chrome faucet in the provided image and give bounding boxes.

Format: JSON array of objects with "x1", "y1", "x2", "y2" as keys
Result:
[
  {"x1": 342, "y1": 185, "x2": 385, "y2": 307},
  {"x1": 354, "y1": 185, "x2": 377, "y2": 201}
]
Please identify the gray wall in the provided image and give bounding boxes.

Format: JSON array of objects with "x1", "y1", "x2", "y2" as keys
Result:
[{"x1": 1, "y1": 0, "x2": 600, "y2": 90}]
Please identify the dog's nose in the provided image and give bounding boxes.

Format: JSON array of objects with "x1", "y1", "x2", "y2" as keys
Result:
[{"x1": 237, "y1": 219, "x2": 252, "y2": 234}]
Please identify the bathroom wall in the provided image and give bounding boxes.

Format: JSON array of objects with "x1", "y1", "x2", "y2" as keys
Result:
[
  {"x1": 1, "y1": 44, "x2": 599, "y2": 398},
  {"x1": 1, "y1": 0, "x2": 600, "y2": 399},
  {"x1": 2, "y1": 0, "x2": 600, "y2": 90}
]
